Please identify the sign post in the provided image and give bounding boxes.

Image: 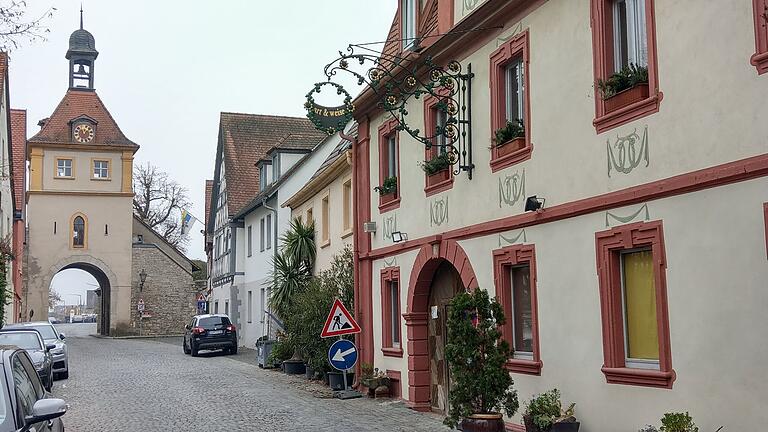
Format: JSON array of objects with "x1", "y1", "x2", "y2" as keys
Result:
[
  {"x1": 321, "y1": 299, "x2": 362, "y2": 400},
  {"x1": 196, "y1": 294, "x2": 206, "y2": 314}
]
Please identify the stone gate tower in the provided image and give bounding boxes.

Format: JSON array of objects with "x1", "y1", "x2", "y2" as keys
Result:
[{"x1": 25, "y1": 17, "x2": 138, "y2": 335}]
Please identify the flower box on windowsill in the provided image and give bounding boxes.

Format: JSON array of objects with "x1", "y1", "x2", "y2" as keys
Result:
[
  {"x1": 426, "y1": 168, "x2": 450, "y2": 187},
  {"x1": 378, "y1": 191, "x2": 400, "y2": 212},
  {"x1": 496, "y1": 136, "x2": 526, "y2": 158},
  {"x1": 604, "y1": 83, "x2": 649, "y2": 114}
]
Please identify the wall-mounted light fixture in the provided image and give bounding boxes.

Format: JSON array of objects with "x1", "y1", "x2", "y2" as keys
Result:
[
  {"x1": 524, "y1": 196, "x2": 546, "y2": 212},
  {"x1": 138, "y1": 268, "x2": 148, "y2": 292},
  {"x1": 391, "y1": 231, "x2": 408, "y2": 243}
]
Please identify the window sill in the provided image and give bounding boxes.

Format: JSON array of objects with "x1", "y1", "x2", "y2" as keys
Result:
[
  {"x1": 320, "y1": 239, "x2": 331, "y2": 249},
  {"x1": 378, "y1": 195, "x2": 401, "y2": 213},
  {"x1": 90, "y1": 177, "x2": 112, "y2": 181},
  {"x1": 424, "y1": 170, "x2": 453, "y2": 197},
  {"x1": 490, "y1": 143, "x2": 533, "y2": 173},
  {"x1": 751, "y1": 50, "x2": 768, "y2": 75},
  {"x1": 341, "y1": 229, "x2": 353, "y2": 239},
  {"x1": 593, "y1": 93, "x2": 663, "y2": 134},
  {"x1": 601, "y1": 366, "x2": 675, "y2": 389},
  {"x1": 381, "y1": 347, "x2": 403, "y2": 358},
  {"x1": 54, "y1": 176, "x2": 76, "y2": 180},
  {"x1": 504, "y1": 358, "x2": 542, "y2": 376}
]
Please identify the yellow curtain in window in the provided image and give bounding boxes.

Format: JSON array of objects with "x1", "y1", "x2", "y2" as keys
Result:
[{"x1": 623, "y1": 250, "x2": 659, "y2": 360}]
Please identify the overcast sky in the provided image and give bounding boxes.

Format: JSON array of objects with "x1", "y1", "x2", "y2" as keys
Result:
[{"x1": 12, "y1": 0, "x2": 397, "y2": 304}]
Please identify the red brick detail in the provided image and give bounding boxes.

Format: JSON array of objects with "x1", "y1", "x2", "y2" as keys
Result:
[
  {"x1": 402, "y1": 240, "x2": 478, "y2": 409},
  {"x1": 377, "y1": 118, "x2": 401, "y2": 212},
  {"x1": 590, "y1": 0, "x2": 662, "y2": 133},
  {"x1": 493, "y1": 244, "x2": 542, "y2": 375},
  {"x1": 386, "y1": 369, "x2": 402, "y2": 399},
  {"x1": 489, "y1": 30, "x2": 533, "y2": 172},
  {"x1": 595, "y1": 221, "x2": 675, "y2": 389},
  {"x1": 361, "y1": 153, "x2": 768, "y2": 261},
  {"x1": 381, "y1": 267, "x2": 403, "y2": 357},
  {"x1": 422, "y1": 94, "x2": 454, "y2": 196},
  {"x1": 763, "y1": 203, "x2": 768, "y2": 259},
  {"x1": 752, "y1": 0, "x2": 768, "y2": 74}
]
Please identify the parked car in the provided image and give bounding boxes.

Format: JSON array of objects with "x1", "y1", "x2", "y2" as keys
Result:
[
  {"x1": 183, "y1": 314, "x2": 237, "y2": 356},
  {"x1": 0, "y1": 347, "x2": 66, "y2": 431},
  {"x1": 0, "y1": 330, "x2": 54, "y2": 392},
  {"x1": 3, "y1": 322, "x2": 68, "y2": 379}
]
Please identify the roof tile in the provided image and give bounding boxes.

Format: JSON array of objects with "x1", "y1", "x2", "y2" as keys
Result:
[{"x1": 10, "y1": 109, "x2": 26, "y2": 212}]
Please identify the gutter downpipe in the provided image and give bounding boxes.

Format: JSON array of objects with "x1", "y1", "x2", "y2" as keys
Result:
[{"x1": 262, "y1": 197, "x2": 279, "y2": 339}]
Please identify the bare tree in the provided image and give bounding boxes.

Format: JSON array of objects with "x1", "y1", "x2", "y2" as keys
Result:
[
  {"x1": 48, "y1": 289, "x2": 61, "y2": 309},
  {"x1": 133, "y1": 163, "x2": 191, "y2": 251},
  {"x1": 0, "y1": 1, "x2": 55, "y2": 52}
]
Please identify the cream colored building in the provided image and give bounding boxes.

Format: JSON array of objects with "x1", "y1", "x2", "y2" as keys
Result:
[
  {"x1": 283, "y1": 132, "x2": 354, "y2": 273},
  {"x1": 349, "y1": 1, "x2": 768, "y2": 430}
]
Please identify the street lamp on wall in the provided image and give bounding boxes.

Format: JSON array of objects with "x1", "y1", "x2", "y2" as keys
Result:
[
  {"x1": 391, "y1": 231, "x2": 408, "y2": 243},
  {"x1": 138, "y1": 268, "x2": 148, "y2": 292}
]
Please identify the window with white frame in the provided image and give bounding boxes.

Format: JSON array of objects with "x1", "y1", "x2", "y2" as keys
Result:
[
  {"x1": 612, "y1": 0, "x2": 648, "y2": 71},
  {"x1": 93, "y1": 160, "x2": 109, "y2": 179},
  {"x1": 260, "y1": 218, "x2": 265, "y2": 252},
  {"x1": 389, "y1": 280, "x2": 400, "y2": 347},
  {"x1": 401, "y1": 0, "x2": 416, "y2": 50},
  {"x1": 56, "y1": 158, "x2": 73, "y2": 178},
  {"x1": 247, "y1": 290, "x2": 253, "y2": 323},
  {"x1": 620, "y1": 248, "x2": 659, "y2": 370},
  {"x1": 386, "y1": 135, "x2": 398, "y2": 178},
  {"x1": 510, "y1": 265, "x2": 533, "y2": 360},
  {"x1": 505, "y1": 57, "x2": 525, "y2": 124},
  {"x1": 247, "y1": 225, "x2": 253, "y2": 257},
  {"x1": 224, "y1": 300, "x2": 229, "y2": 316}
]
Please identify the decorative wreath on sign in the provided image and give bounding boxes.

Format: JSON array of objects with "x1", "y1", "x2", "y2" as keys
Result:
[{"x1": 304, "y1": 81, "x2": 355, "y2": 135}]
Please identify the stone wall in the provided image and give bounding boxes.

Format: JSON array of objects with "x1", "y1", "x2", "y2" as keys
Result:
[{"x1": 129, "y1": 244, "x2": 200, "y2": 336}]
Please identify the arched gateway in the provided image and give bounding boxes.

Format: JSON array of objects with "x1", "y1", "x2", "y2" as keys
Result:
[
  {"x1": 404, "y1": 239, "x2": 478, "y2": 412},
  {"x1": 23, "y1": 19, "x2": 138, "y2": 335}
]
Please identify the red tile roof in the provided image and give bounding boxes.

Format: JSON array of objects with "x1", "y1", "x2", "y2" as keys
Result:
[
  {"x1": 10, "y1": 109, "x2": 26, "y2": 212},
  {"x1": 28, "y1": 89, "x2": 138, "y2": 148},
  {"x1": 204, "y1": 179, "x2": 213, "y2": 230},
  {"x1": 218, "y1": 112, "x2": 324, "y2": 215}
]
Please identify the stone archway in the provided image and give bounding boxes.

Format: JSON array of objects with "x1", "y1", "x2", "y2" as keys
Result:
[
  {"x1": 46, "y1": 255, "x2": 118, "y2": 336},
  {"x1": 404, "y1": 239, "x2": 478, "y2": 412}
]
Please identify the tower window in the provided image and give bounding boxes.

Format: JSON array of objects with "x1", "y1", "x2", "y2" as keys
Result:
[
  {"x1": 56, "y1": 158, "x2": 74, "y2": 178},
  {"x1": 93, "y1": 160, "x2": 110, "y2": 179},
  {"x1": 72, "y1": 215, "x2": 86, "y2": 248}
]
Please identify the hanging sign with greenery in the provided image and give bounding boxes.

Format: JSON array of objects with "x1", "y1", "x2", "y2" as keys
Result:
[{"x1": 304, "y1": 81, "x2": 355, "y2": 135}]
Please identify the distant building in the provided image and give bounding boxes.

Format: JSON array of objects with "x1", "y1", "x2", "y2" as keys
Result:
[{"x1": 86, "y1": 289, "x2": 97, "y2": 310}]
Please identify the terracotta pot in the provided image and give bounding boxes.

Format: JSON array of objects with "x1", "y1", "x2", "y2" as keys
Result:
[
  {"x1": 380, "y1": 191, "x2": 397, "y2": 204},
  {"x1": 496, "y1": 136, "x2": 526, "y2": 158},
  {"x1": 604, "y1": 82, "x2": 649, "y2": 113},
  {"x1": 426, "y1": 168, "x2": 450, "y2": 187},
  {"x1": 459, "y1": 413, "x2": 505, "y2": 432}
]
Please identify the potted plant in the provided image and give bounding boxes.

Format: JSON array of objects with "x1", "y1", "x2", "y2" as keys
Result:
[
  {"x1": 597, "y1": 63, "x2": 649, "y2": 113},
  {"x1": 420, "y1": 152, "x2": 452, "y2": 185},
  {"x1": 493, "y1": 119, "x2": 525, "y2": 158},
  {"x1": 638, "y1": 411, "x2": 722, "y2": 432},
  {"x1": 443, "y1": 289, "x2": 519, "y2": 432},
  {"x1": 523, "y1": 389, "x2": 579, "y2": 432},
  {"x1": 374, "y1": 176, "x2": 398, "y2": 201}
]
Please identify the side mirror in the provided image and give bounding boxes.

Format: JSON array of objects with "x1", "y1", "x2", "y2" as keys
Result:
[
  {"x1": 23, "y1": 398, "x2": 67, "y2": 426},
  {"x1": 59, "y1": 333, "x2": 66, "y2": 340},
  {"x1": 184, "y1": 324, "x2": 191, "y2": 331},
  {"x1": 45, "y1": 344, "x2": 56, "y2": 351}
]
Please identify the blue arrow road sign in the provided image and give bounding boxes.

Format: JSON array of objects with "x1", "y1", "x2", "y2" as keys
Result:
[
  {"x1": 328, "y1": 339, "x2": 357, "y2": 371},
  {"x1": 196, "y1": 300, "x2": 206, "y2": 311}
]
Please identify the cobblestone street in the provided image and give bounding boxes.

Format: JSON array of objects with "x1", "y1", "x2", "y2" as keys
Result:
[{"x1": 52, "y1": 326, "x2": 451, "y2": 431}]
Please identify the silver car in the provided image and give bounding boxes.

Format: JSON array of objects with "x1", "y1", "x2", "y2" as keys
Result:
[{"x1": 2, "y1": 322, "x2": 68, "y2": 379}]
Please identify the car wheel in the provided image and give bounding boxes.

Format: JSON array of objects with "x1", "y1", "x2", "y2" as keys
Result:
[
  {"x1": 190, "y1": 342, "x2": 199, "y2": 357},
  {"x1": 230, "y1": 346, "x2": 238, "y2": 355},
  {"x1": 183, "y1": 340, "x2": 190, "y2": 355},
  {"x1": 61, "y1": 370, "x2": 69, "y2": 379}
]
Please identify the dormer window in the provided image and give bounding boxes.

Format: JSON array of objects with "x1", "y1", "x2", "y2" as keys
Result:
[
  {"x1": 258, "y1": 160, "x2": 272, "y2": 189},
  {"x1": 272, "y1": 154, "x2": 281, "y2": 181},
  {"x1": 401, "y1": 0, "x2": 417, "y2": 50}
]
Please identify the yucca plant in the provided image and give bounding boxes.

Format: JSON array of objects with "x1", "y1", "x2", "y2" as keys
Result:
[{"x1": 280, "y1": 217, "x2": 316, "y2": 274}]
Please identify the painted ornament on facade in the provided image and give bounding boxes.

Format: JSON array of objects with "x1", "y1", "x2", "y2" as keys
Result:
[
  {"x1": 383, "y1": 214, "x2": 397, "y2": 240},
  {"x1": 604, "y1": 203, "x2": 651, "y2": 227},
  {"x1": 463, "y1": 0, "x2": 482, "y2": 13},
  {"x1": 498, "y1": 229, "x2": 527, "y2": 247},
  {"x1": 383, "y1": 257, "x2": 398, "y2": 268},
  {"x1": 498, "y1": 169, "x2": 525, "y2": 208},
  {"x1": 430, "y1": 196, "x2": 449, "y2": 227},
  {"x1": 607, "y1": 126, "x2": 649, "y2": 177}
]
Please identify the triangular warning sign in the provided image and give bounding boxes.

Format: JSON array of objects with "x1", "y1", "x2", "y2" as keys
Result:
[{"x1": 321, "y1": 299, "x2": 361, "y2": 338}]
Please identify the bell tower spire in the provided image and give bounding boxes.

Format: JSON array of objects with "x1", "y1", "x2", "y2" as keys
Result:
[{"x1": 66, "y1": 7, "x2": 98, "y2": 90}]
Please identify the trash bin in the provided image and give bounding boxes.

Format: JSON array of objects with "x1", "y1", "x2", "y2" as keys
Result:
[{"x1": 256, "y1": 339, "x2": 275, "y2": 368}]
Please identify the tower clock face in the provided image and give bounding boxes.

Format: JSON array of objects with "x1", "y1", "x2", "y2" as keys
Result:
[{"x1": 73, "y1": 123, "x2": 94, "y2": 143}]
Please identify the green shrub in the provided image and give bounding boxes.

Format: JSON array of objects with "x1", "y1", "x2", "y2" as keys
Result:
[
  {"x1": 420, "y1": 152, "x2": 452, "y2": 175},
  {"x1": 523, "y1": 389, "x2": 576, "y2": 430},
  {"x1": 660, "y1": 412, "x2": 698, "y2": 432},
  {"x1": 596, "y1": 63, "x2": 648, "y2": 99},
  {"x1": 493, "y1": 119, "x2": 525, "y2": 146},
  {"x1": 443, "y1": 289, "x2": 519, "y2": 428},
  {"x1": 267, "y1": 339, "x2": 293, "y2": 366},
  {"x1": 374, "y1": 176, "x2": 397, "y2": 195}
]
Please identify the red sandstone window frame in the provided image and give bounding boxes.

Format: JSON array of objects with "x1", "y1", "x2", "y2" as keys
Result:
[
  {"x1": 590, "y1": 0, "x2": 662, "y2": 134},
  {"x1": 378, "y1": 119, "x2": 401, "y2": 213},
  {"x1": 595, "y1": 220, "x2": 675, "y2": 389},
  {"x1": 492, "y1": 244, "x2": 542, "y2": 375},
  {"x1": 422, "y1": 94, "x2": 454, "y2": 196},
  {"x1": 753, "y1": 0, "x2": 768, "y2": 74},
  {"x1": 381, "y1": 267, "x2": 403, "y2": 357},
  {"x1": 489, "y1": 30, "x2": 533, "y2": 173}
]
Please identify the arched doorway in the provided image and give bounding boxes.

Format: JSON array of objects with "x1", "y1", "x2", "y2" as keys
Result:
[
  {"x1": 46, "y1": 258, "x2": 115, "y2": 336},
  {"x1": 404, "y1": 240, "x2": 478, "y2": 412}
]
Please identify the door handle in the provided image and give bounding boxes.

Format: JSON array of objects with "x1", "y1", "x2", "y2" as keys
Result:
[{"x1": 46, "y1": 419, "x2": 54, "y2": 429}]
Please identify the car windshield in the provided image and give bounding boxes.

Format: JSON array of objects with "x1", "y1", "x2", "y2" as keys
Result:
[
  {"x1": 198, "y1": 317, "x2": 228, "y2": 329},
  {"x1": 27, "y1": 325, "x2": 57, "y2": 340},
  {"x1": 0, "y1": 333, "x2": 42, "y2": 350}
]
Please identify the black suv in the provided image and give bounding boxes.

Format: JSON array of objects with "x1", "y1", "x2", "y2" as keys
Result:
[{"x1": 183, "y1": 315, "x2": 237, "y2": 356}]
